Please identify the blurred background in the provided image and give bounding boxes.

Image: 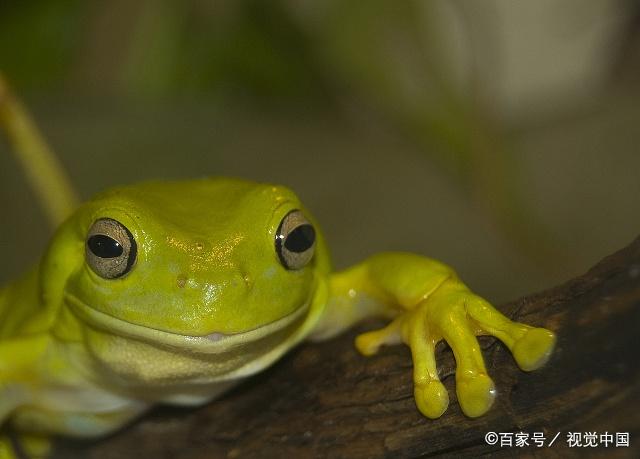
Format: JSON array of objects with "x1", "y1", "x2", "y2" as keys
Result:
[{"x1": 1, "y1": 0, "x2": 639, "y2": 303}]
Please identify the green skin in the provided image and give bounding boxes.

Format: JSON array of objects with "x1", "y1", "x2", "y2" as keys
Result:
[{"x1": 0, "y1": 178, "x2": 555, "y2": 458}]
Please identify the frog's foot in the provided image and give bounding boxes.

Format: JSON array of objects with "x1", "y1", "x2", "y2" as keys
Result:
[
  {"x1": 355, "y1": 314, "x2": 450, "y2": 418},
  {"x1": 464, "y1": 296, "x2": 556, "y2": 372}
]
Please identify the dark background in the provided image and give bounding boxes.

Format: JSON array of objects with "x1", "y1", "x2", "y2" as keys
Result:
[{"x1": 1, "y1": 0, "x2": 639, "y2": 304}]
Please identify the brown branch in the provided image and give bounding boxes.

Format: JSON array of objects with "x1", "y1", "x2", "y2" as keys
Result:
[{"x1": 54, "y1": 237, "x2": 640, "y2": 458}]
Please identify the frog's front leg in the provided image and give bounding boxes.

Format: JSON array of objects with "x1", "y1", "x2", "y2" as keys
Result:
[
  {"x1": 0, "y1": 436, "x2": 16, "y2": 459},
  {"x1": 0, "y1": 430, "x2": 53, "y2": 459},
  {"x1": 0, "y1": 433, "x2": 47, "y2": 459},
  {"x1": 313, "y1": 252, "x2": 556, "y2": 419},
  {"x1": 0, "y1": 384, "x2": 21, "y2": 459},
  {"x1": 0, "y1": 431, "x2": 46, "y2": 459},
  {"x1": 0, "y1": 337, "x2": 50, "y2": 459}
]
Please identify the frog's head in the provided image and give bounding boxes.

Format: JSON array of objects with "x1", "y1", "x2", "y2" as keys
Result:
[{"x1": 40, "y1": 178, "x2": 330, "y2": 385}]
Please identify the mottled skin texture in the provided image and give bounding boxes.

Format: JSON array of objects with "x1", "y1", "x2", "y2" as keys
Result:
[{"x1": 0, "y1": 178, "x2": 555, "y2": 458}]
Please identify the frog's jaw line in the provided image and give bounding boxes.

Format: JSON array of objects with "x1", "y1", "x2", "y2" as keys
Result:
[{"x1": 63, "y1": 292, "x2": 312, "y2": 354}]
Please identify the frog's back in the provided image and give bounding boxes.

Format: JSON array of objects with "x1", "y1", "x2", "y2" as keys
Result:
[{"x1": 0, "y1": 267, "x2": 43, "y2": 339}]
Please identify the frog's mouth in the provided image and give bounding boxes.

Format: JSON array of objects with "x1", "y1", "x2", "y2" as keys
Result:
[{"x1": 64, "y1": 292, "x2": 313, "y2": 354}]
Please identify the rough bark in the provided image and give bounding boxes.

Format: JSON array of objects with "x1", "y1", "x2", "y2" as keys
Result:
[{"x1": 54, "y1": 238, "x2": 640, "y2": 458}]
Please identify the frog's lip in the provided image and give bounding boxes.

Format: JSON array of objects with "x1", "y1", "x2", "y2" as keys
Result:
[{"x1": 64, "y1": 292, "x2": 311, "y2": 353}]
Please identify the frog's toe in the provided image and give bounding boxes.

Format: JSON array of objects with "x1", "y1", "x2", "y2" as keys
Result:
[
  {"x1": 354, "y1": 318, "x2": 402, "y2": 357},
  {"x1": 456, "y1": 372, "x2": 496, "y2": 418},
  {"x1": 355, "y1": 331, "x2": 381, "y2": 356},
  {"x1": 415, "y1": 380, "x2": 449, "y2": 419},
  {"x1": 512, "y1": 327, "x2": 556, "y2": 371}
]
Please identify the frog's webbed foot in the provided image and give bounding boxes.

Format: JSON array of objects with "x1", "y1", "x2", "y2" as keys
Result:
[
  {"x1": 355, "y1": 310, "x2": 450, "y2": 419},
  {"x1": 354, "y1": 286, "x2": 555, "y2": 419},
  {"x1": 355, "y1": 301, "x2": 499, "y2": 418}
]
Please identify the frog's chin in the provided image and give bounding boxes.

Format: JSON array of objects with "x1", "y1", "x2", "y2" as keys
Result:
[{"x1": 63, "y1": 292, "x2": 312, "y2": 354}]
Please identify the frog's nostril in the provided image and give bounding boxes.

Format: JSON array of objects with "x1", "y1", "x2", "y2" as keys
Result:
[{"x1": 176, "y1": 275, "x2": 187, "y2": 289}]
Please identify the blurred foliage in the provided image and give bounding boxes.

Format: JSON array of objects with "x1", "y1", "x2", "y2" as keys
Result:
[
  {"x1": 0, "y1": 1, "x2": 84, "y2": 89},
  {"x1": 2, "y1": 1, "x2": 503, "y2": 181},
  {"x1": 2, "y1": 0, "x2": 631, "y2": 267},
  {"x1": 0, "y1": 1, "x2": 330, "y2": 101},
  {"x1": 121, "y1": 1, "x2": 328, "y2": 100}
]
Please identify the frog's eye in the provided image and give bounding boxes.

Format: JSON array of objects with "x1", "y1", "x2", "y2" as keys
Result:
[
  {"x1": 275, "y1": 210, "x2": 316, "y2": 270},
  {"x1": 86, "y1": 218, "x2": 137, "y2": 279}
]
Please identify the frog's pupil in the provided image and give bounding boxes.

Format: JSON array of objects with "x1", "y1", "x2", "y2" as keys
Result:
[
  {"x1": 284, "y1": 224, "x2": 315, "y2": 253},
  {"x1": 88, "y1": 235, "x2": 123, "y2": 258}
]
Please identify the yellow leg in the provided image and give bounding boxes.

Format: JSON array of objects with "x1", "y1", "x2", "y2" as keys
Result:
[
  {"x1": 465, "y1": 296, "x2": 556, "y2": 371},
  {"x1": 0, "y1": 73, "x2": 78, "y2": 228}
]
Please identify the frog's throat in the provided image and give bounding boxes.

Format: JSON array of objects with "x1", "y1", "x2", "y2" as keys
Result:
[{"x1": 63, "y1": 289, "x2": 318, "y2": 355}]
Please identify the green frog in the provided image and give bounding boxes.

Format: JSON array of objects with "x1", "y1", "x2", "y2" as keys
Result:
[{"x1": 0, "y1": 178, "x2": 555, "y2": 458}]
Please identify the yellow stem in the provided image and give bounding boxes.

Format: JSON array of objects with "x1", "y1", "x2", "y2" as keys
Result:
[{"x1": 0, "y1": 72, "x2": 78, "y2": 228}]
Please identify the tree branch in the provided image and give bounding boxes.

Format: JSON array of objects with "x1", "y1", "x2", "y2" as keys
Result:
[{"x1": 54, "y1": 237, "x2": 640, "y2": 458}]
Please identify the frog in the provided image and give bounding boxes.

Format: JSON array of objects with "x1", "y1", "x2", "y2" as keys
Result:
[{"x1": 0, "y1": 178, "x2": 556, "y2": 458}]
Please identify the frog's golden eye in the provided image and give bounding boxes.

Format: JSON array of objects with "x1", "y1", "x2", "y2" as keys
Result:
[
  {"x1": 86, "y1": 218, "x2": 137, "y2": 279},
  {"x1": 275, "y1": 210, "x2": 316, "y2": 270}
]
